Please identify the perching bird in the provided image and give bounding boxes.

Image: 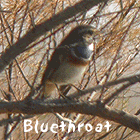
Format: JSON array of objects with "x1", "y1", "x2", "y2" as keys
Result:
[{"x1": 41, "y1": 25, "x2": 98, "y2": 98}]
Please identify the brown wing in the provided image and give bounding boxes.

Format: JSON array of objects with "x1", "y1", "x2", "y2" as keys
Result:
[{"x1": 41, "y1": 47, "x2": 67, "y2": 85}]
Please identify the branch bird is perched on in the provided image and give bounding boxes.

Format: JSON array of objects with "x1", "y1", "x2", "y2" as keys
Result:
[{"x1": 41, "y1": 25, "x2": 98, "y2": 98}]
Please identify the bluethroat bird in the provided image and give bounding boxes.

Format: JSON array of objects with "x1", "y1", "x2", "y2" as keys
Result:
[{"x1": 41, "y1": 25, "x2": 98, "y2": 97}]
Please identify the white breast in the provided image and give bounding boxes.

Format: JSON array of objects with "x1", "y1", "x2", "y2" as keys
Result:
[{"x1": 50, "y1": 62, "x2": 87, "y2": 85}]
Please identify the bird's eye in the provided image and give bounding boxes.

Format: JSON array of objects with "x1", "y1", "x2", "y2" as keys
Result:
[{"x1": 82, "y1": 34, "x2": 93, "y2": 44}]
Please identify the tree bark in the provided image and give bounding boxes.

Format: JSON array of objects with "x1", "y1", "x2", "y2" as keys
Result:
[{"x1": 0, "y1": 99, "x2": 140, "y2": 132}]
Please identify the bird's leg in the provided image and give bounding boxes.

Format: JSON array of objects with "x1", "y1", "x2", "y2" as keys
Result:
[
  {"x1": 60, "y1": 85, "x2": 71, "y2": 96},
  {"x1": 55, "y1": 84, "x2": 68, "y2": 99},
  {"x1": 54, "y1": 85, "x2": 75, "y2": 123},
  {"x1": 69, "y1": 84, "x2": 83, "y2": 93}
]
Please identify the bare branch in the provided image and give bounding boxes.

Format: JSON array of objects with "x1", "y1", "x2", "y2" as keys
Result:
[
  {"x1": 70, "y1": 73, "x2": 140, "y2": 99},
  {"x1": 0, "y1": 99, "x2": 140, "y2": 132}
]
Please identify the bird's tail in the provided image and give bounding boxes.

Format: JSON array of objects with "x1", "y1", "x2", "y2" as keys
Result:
[{"x1": 42, "y1": 82, "x2": 56, "y2": 98}]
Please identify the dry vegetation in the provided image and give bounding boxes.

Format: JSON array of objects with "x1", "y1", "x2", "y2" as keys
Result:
[{"x1": 0, "y1": 0, "x2": 140, "y2": 139}]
